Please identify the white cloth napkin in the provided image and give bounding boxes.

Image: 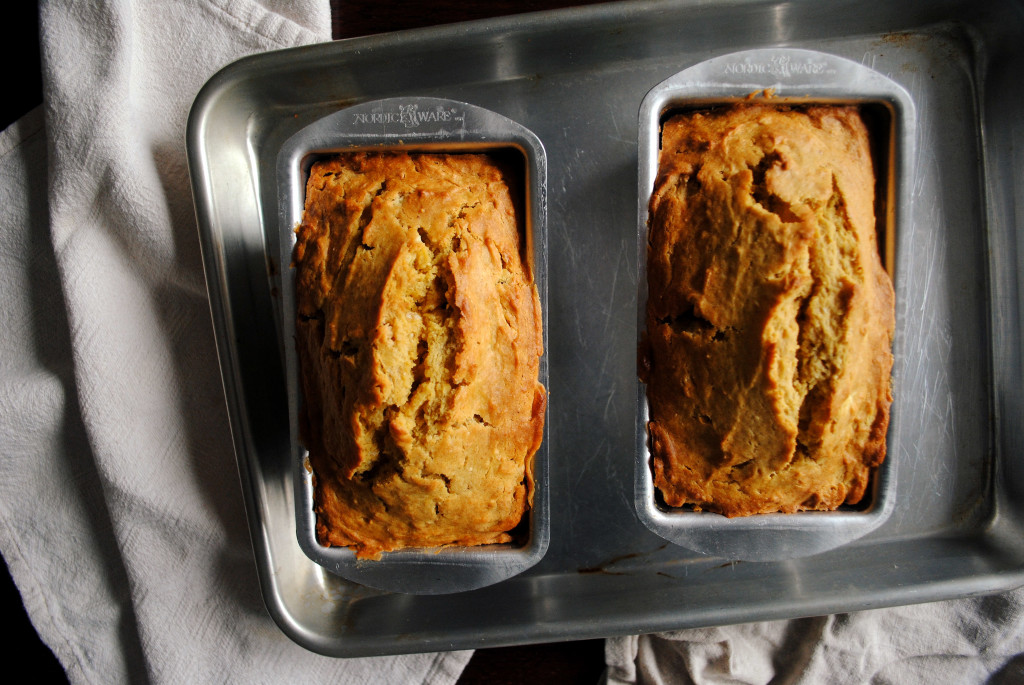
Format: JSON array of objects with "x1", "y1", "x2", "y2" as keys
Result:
[
  {"x1": 605, "y1": 590, "x2": 1024, "y2": 684},
  {"x1": 0, "y1": 0, "x2": 472, "y2": 681}
]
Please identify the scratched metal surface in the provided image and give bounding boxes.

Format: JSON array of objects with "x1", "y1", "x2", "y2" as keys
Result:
[{"x1": 187, "y1": 0, "x2": 1024, "y2": 657}]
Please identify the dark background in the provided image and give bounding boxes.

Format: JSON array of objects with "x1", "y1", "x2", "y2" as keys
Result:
[{"x1": 1, "y1": 1, "x2": 611, "y2": 683}]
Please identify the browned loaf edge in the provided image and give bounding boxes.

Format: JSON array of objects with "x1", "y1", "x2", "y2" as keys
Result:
[
  {"x1": 643, "y1": 103, "x2": 895, "y2": 517},
  {"x1": 294, "y1": 152, "x2": 545, "y2": 559}
]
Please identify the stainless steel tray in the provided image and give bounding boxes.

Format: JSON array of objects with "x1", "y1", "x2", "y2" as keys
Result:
[{"x1": 187, "y1": 0, "x2": 1024, "y2": 657}]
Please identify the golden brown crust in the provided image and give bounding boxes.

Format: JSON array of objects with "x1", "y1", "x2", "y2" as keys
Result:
[
  {"x1": 644, "y1": 103, "x2": 894, "y2": 516},
  {"x1": 295, "y1": 152, "x2": 545, "y2": 559}
]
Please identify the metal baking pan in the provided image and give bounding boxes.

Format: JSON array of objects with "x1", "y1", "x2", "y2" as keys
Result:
[
  {"x1": 634, "y1": 49, "x2": 914, "y2": 561},
  {"x1": 277, "y1": 97, "x2": 550, "y2": 594},
  {"x1": 187, "y1": 0, "x2": 1024, "y2": 657}
]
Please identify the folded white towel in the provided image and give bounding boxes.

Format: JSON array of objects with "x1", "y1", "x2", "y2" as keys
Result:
[{"x1": 606, "y1": 589, "x2": 1024, "y2": 684}]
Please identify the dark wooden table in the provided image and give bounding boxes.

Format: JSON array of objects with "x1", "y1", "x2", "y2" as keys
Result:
[{"x1": 1, "y1": 2, "x2": 611, "y2": 683}]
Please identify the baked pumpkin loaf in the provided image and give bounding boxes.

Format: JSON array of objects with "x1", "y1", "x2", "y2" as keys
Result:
[
  {"x1": 294, "y1": 151, "x2": 545, "y2": 559},
  {"x1": 643, "y1": 103, "x2": 895, "y2": 516}
]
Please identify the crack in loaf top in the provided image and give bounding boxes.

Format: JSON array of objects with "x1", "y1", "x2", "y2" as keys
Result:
[
  {"x1": 644, "y1": 104, "x2": 894, "y2": 517},
  {"x1": 294, "y1": 151, "x2": 545, "y2": 558}
]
